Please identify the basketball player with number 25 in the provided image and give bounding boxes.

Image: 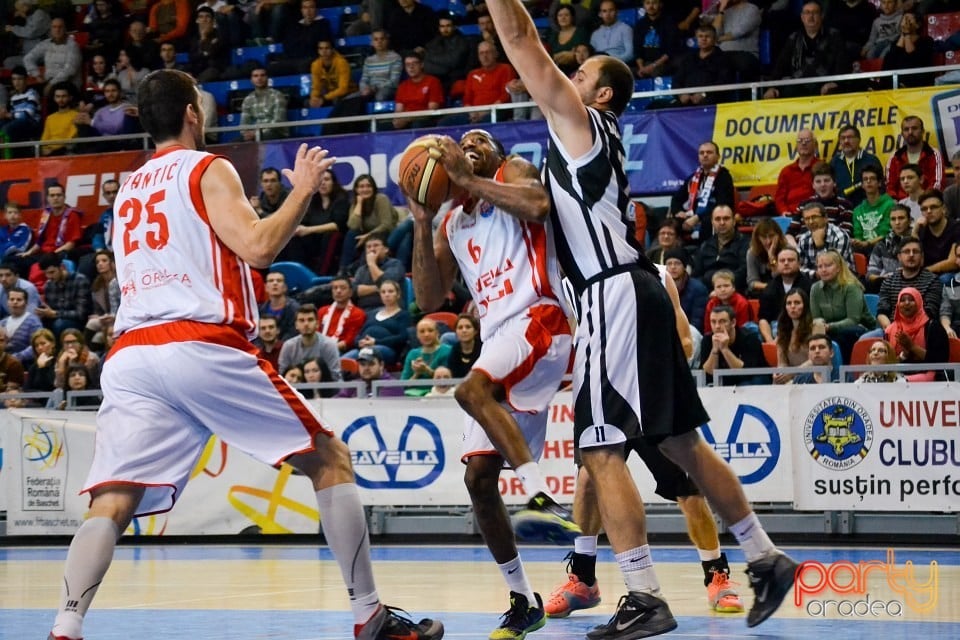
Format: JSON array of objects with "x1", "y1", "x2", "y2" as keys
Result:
[{"x1": 48, "y1": 69, "x2": 444, "y2": 640}]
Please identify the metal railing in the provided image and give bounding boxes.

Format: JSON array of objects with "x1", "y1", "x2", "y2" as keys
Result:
[{"x1": 4, "y1": 63, "x2": 958, "y2": 157}]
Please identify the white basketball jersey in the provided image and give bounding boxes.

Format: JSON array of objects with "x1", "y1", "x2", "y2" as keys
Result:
[
  {"x1": 441, "y1": 166, "x2": 564, "y2": 341},
  {"x1": 113, "y1": 147, "x2": 259, "y2": 339}
]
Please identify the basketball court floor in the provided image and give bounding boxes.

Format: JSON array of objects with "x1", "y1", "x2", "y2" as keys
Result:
[{"x1": 1, "y1": 543, "x2": 957, "y2": 639}]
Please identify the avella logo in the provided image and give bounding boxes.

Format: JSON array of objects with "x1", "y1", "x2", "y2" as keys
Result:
[
  {"x1": 700, "y1": 404, "x2": 779, "y2": 484},
  {"x1": 342, "y1": 415, "x2": 445, "y2": 489}
]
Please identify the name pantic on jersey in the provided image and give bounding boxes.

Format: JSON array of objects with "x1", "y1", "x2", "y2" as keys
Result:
[
  {"x1": 112, "y1": 147, "x2": 260, "y2": 339},
  {"x1": 543, "y1": 107, "x2": 646, "y2": 293},
  {"x1": 441, "y1": 178, "x2": 564, "y2": 342}
]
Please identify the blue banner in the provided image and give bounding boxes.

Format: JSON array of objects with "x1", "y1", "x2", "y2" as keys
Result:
[{"x1": 260, "y1": 107, "x2": 719, "y2": 202}]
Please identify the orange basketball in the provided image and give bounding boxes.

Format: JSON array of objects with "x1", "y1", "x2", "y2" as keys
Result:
[{"x1": 398, "y1": 136, "x2": 462, "y2": 211}]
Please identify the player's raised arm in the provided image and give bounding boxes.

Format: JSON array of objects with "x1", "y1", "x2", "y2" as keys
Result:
[
  {"x1": 484, "y1": 0, "x2": 591, "y2": 156},
  {"x1": 408, "y1": 198, "x2": 458, "y2": 313}
]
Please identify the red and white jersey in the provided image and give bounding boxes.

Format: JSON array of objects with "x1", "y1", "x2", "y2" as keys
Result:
[
  {"x1": 113, "y1": 146, "x2": 259, "y2": 339},
  {"x1": 440, "y1": 166, "x2": 564, "y2": 342}
]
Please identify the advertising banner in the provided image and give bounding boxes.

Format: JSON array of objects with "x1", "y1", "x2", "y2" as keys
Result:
[
  {"x1": 792, "y1": 382, "x2": 960, "y2": 511},
  {"x1": 2, "y1": 386, "x2": 796, "y2": 536}
]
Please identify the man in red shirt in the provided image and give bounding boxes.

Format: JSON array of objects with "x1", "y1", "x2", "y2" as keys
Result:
[
  {"x1": 392, "y1": 51, "x2": 444, "y2": 130},
  {"x1": 774, "y1": 129, "x2": 818, "y2": 216},
  {"x1": 886, "y1": 116, "x2": 945, "y2": 200},
  {"x1": 316, "y1": 276, "x2": 366, "y2": 353},
  {"x1": 23, "y1": 182, "x2": 83, "y2": 260},
  {"x1": 440, "y1": 40, "x2": 515, "y2": 125}
]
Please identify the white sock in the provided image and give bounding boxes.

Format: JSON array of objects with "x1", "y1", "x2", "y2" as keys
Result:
[
  {"x1": 514, "y1": 462, "x2": 550, "y2": 499},
  {"x1": 616, "y1": 545, "x2": 661, "y2": 596},
  {"x1": 574, "y1": 535, "x2": 598, "y2": 556},
  {"x1": 51, "y1": 517, "x2": 120, "y2": 639},
  {"x1": 729, "y1": 512, "x2": 775, "y2": 563},
  {"x1": 697, "y1": 547, "x2": 721, "y2": 562},
  {"x1": 497, "y1": 556, "x2": 536, "y2": 604},
  {"x1": 316, "y1": 484, "x2": 380, "y2": 625}
]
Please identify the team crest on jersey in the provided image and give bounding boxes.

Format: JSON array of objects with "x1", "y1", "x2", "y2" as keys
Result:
[{"x1": 477, "y1": 201, "x2": 495, "y2": 218}]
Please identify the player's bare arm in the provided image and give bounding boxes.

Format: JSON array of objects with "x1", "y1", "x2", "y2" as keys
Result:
[
  {"x1": 664, "y1": 272, "x2": 694, "y2": 360},
  {"x1": 484, "y1": 0, "x2": 592, "y2": 156},
  {"x1": 203, "y1": 143, "x2": 334, "y2": 268},
  {"x1": 437, "y1": 137, "x2": 548, "y2": 223},
  {"x1": 408, "y1": 198, "x2": 458, "y2": 312}
]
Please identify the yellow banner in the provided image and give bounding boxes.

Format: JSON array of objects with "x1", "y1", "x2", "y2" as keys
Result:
[{"x1": 712, "y1": 86, "x2": 959, "y2": 187}]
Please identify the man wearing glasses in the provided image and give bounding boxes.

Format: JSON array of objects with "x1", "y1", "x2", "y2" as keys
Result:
[
  {"x1": 916, "y1": 190, "x2": 960, "y2": 278},
  {"x1": 874, "y1": 238, "x2": 942, "y2": 336},
  {"x1": 775, "y1": 129, "x2": 818, "y2": 216},
  {"x1": 796, "y1": 201, "x2": 854, "y2": 278}
]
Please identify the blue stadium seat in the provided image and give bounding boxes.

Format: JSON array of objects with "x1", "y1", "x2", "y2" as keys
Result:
[
  {"x1": 864, "y1": 294, "x2": 879, "y2": 318},
  {"x1": 366, "y1": 101, "x2": 395, "y2": 114},
  {"x1": 216, "y1": 113, "x2": 243, "y2": 142},
  {"x1": 289, "y1": 107, "x2": 332, "y2": 137},
  {"x1": 270, "y1": 262, "x2": 326, "y2": 294},
  {"x1": 772, "y1": 216, "x2": 793, "y2": 234},
  {"x1": 230, "y1": 43, "x2": 284, "y2": 67},
  {"x1": 620, "y1": 8, "x2": 638, "y2": 26}
]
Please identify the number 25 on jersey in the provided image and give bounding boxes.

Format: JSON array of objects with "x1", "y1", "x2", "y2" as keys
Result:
[{"x1": 118, "y1": 190, "x2": 170, "y2": 254}]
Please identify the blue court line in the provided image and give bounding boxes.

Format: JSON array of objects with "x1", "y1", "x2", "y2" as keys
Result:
[{"x1": 2, "y1": 544, "x2": 958, "y2": 565}]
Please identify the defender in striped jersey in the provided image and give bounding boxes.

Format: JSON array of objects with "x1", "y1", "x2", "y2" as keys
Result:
[{"x1": 484, "y1": 1, "x2": 798, "y2": 637}]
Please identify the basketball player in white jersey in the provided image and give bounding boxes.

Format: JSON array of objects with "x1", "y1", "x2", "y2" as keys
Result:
[
  {"x1": 482, "y1": 2, "x2": 798, "y2": 638},
  {"x1": 407, "y1": 129, "x2": 574, "y2": 639},
  {"x1": 546, "y1": 268, "x2": 744, "y2": 619},
  {"x1": 48, "y1": 69, "x2": 443, "y2": 640}
]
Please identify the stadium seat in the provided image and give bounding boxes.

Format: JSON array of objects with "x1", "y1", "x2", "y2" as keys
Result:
[
  {"x1": 925, "y1": 12, "x2": 960, "y2": 41},
  {"x1": 761, "y1": 342, "x2": 778, "y2": 368},
  {"x1": 425, "y1": 311, "x2": 459, "y2": 334},
  {"x1": 340, "y1": 357, "x2": 359, "y2": 377},
  {"x1": 366, "y1": 100, "x2": 395, "y2": 114},
  {"x1": 270, "y1": 261, "x2": 325, "y2": 294},
  {"x1": 772, "y1": 216, "x2": 793, "y2": 234},
  {"x1": 949, "y1": 337, "x2": 960, "y2": 363},
  {"x1": 864, "y1": 293, "x2": 879, "y2": 318},
  {"x1": 853, "y1": 252, "x2": 868, "y2": 277},
  {"x1": 230, "y1": 43, "x2": 283, "y2": 67}
]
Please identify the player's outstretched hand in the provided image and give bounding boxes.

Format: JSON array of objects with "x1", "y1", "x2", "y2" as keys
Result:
[{"x1": 283, "y1": 143, "x2": 335, "y2": 196}]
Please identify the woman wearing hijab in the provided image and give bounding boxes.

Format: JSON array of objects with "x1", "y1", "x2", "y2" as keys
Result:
[{"x1": 884, "y1": 287, "x2": 949, "y2": 380}]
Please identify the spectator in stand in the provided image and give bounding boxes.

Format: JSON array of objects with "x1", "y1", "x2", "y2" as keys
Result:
[
  {"x1": 357, "y1": 29, "x2": 402, "y2": 102},
  {"x1": 796, "y1": 202, "x2": 855, "y2": 278},
  {"x1": 0, "y1": 263, "x2": 39, "y2": 318},
  {"x1": 825, "y1": 0, "x2": 876, "y2": 64},
  {"x1": 468, "y1": 11, "x2": 505, "y2": 65},
  {"x1": 830, "y1": 125, "x2": 881, "y2": 206},
  {"x1": 126, "y1": 20, "x2": 161, "y2": 71},
  {"x1": 342, "y1": 279, "x2": 411, "y2": 365},
  {"x1": 25, "y1": 327, "x2": 56, "y2": 392},
  {"x1": 23, "y1": 184, "x2": 83, "y2": 262},
  {"x1": 187, "y1": 7, "x2": 228, "y2": 84},
  {"x1": 283, "y1": 169, "x2": 349, "y2": 273},
  {"x1": 665, "y1": 247, "x2": 709, "y2": 335},
  {"x1": 111, "y1": 48, "x2": 150, "y2": 104},
  {"x1": 85, "y1": 249, "x2": 118, "y2": 347},
  {"x1": 634, "y1": 0, "x2": 682, "y2": 78},
  {"x1": 862, "y1": 0, "x2": 902, "y2": 59},
  {"x1": 74, "y1": 79, "x2": 140, "y2": 150},
  {"x1": 401, "y1": 316, "x2": 451, "y2": 396},
  {"x1": 83, "y1": 0, "x2": 125, "y2": 63},
  {"x1": 873, "y1": 237, "x2": 942, "y2": 336},
  {"x1": 887, "y1": 116, "x2": 944, "y2": 200},
  {"x1": 775, "y1": 129, "x2": 818, "y2": 216},
  {"x1": 545, "y1": 4, "x2": 589, "y2": 73},
  {"x1": 251, "y1": 0, "x2": 294, "y2": 45},
  {"x1": 796, "y1": 161, "x2": 854, "y2": 235},
  {"x1": 867, "y1": 204, "x2": 914, "y2": 292},
  {"x1": 916, "y1": 189, "x2": 960, "y2": 277},
  {"x1": 88, "y1": 180, "x2": 117, "y2": 266},
  {"x1": 758, "y1": 247, "x2": 813, "y2": 344},
  {"x1": 0, "y1": 203, "x2": 34, "y2": 260},
  {"x1": 666, "y1": 0, "x2": 702, "y2": 35},
  {"x1": 83, "y1": 55, "x2": 113, "y2": 110},
  {"x1": 36, "y1": 253, "x2": 90, "y2": 336},
  {"x1": 810, "y1": 248, "x2": 876, "y2": 361},
  {"x1": 547, "y1": 0, "x2": 594, "y2": 32},
  {"x1": 277, "y1": 304, "x2": 342, "y2": 379},
  {"x1": 339, "y1": 176, "x2": 398, "y2": 274},
  {"x1": 669, "y1": 140, "x2": 735, "y2": 245},
  {"x1": 944, "y1": 150, "x2": 960, "y2": 220},
  {"x1": 240, "y1": 67, "x2": 288, "y2": 141},
  {"x1": 259, "y1": 271, "x2": 300, "y2": 341},
  {"x1": 746, "y1": 218, "x2": 793, "y2": 298},
  {"x1": 423, "y1": 14, "x2": 473, "y2": 92},
  {"x1": 446, "y1": 313, "x2": 481, "y2": 379},
  {"x1": 2, "y1": 286, "x2": 42, "y2": 366},
  {"x1": 882, "y1": 9, "x2": 935, "y2": 87},
  {"x1": 646, "y1": 218, "x2": 683, "y2": 265},
  {"x1": 790, "y1": 334, "x2": 839, "y2": 384},
  {"x1": 673, "y1": 24, "x2": 734, "y2": 105},
  {"x1": 589, "y1": 0, "x2": 633, "y2": 65},
  {"x1": 252, "y1": 315, "x2": 283, "y2": 371},
  {"x1": 387, "y1": 0, "x2": 439, "y2": 53},
  {"x1": 885, "y1": 286, "x2": 949, "y2": 377},
  {"x1": 0, "y1": 66, "x2": 42, "y2": 156},
  {"x1": 24, "y1": 17, "x2": 82, "y2": 92},
  {"x1": 439, "y1": 40, "x2": 515, "y2": 125},
  {"x1": 267, "y1": 0, "x2": 331, "y2": 74},
  {"x1": 700, "y1": 304, "x2": 766, "y2": 386},
  {"x1": 283, "y1": 363, "x2": 304, "y2": 383},
  {"x1": 335, "y1": 347, "x2": 405, "y2": 398},
  {"x1": 692, "y1": 205, "x2": 750, "y2": 292},
  {"x1": 39, "y1": 82, "x2": 79, "y2": 157},
  {"x1": 391, "y1": 51, "x2": 445, "y2": 130},
  {"x1": 352, "y1": 233, "x2": 407, "y2": 311},
  {"x1": 763, "y1": 1, "x2": 850, "y2": 99},
  {"x1": 704, "y1": 269, "x2": 754, "y2": 329},
  {"x1": 897, "y1": 163, "x2": 925, "y2": 220},
  {"x1": 54, "y1": 327, "x2": 100, "y2": 390},
  {"x1": 709, "y1": 0, "x2": 762, "y2": 83},
  {"x1": 198, "y1": 0, "x2": 249, "y2": 49},
  {"x1": 941, "y1": 251, "x2": 960, "y2": 338},
  {"x1": 249, "y1": 168, "x2": 288, "y2": 219},
  {"x1": 855, "y1": 339, "x2": 905, "y2": 382},
  {"x1": 148, "y1": 0, "x2": 192, "y2": 46},
  {"x1": 851, "y1": 164, "x2": 895, "y2": 254},
  {"x1": 299, "y1": 356, "x2": 337, "y2": 398},
  {"x1": 0, "y1": 327, "x2": 25, "y2": 393},
  {"x1": 2, "y1": 0, "x2": 51, "y2": 69},
  {"x1": 317, "y1": 277, "x2": 367, "y2": 353},
  {"x1": 308, "y1": 40, "x2": 356, "y2": 109}
]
